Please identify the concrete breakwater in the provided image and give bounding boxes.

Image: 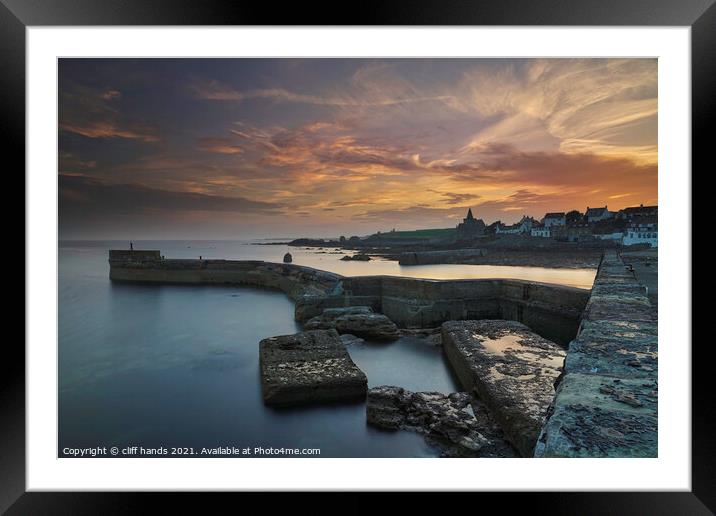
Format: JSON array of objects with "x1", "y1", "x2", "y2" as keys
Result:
[
  {"x1": 534, "y1": 251, "x2": 658, "y2": 457},
  {"x1": 109, "y1": 250, "x2": 589, "y2": 346}
]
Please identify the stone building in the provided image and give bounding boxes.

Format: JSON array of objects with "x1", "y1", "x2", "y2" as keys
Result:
[
  {"x1": 456, "y1": 208, "x2": 486, "y2": 240},
  {"x1": 585, "y1": 206, "x2": 614, "y2": 223},
  {"x1": 617, "y1": 204, "x2": 658, "y2": 220}
]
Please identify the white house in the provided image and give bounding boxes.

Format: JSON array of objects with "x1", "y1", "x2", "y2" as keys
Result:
[
  {"x1": 495, "y1": 216, "x2": 536, "y2": 235},
  {"x1": 531, "y1": 225, "x2": 551, "y2": 238},
  {"x1": 542, "y1": 212, "x2": 566, "y2": 228},
  {"x1": 623, "y1": 221, "x2": 658, "y2": 247},
  {"x1": 594, "y1": 231, "x2": 624, "y2": 243}
]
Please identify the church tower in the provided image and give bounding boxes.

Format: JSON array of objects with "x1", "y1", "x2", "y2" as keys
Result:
[{"x1": 456, "y1": 208, "x2": 485, "y2": 240}]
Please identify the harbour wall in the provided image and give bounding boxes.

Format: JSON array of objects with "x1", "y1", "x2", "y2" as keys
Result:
[
  {"x1": 534, "y1": 251, "x2": 658, "y2": 457},
  {"x1": 109, "y1": 251, "x2": 589, "y2": 346}
]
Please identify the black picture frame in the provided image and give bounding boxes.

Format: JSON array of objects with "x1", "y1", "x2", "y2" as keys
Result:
[{"x1": 3, "y1": 0, "x2": 709, "y2": 513}]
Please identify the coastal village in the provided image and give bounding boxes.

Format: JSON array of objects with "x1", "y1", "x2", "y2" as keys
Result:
[
  {"x1": 295, "y1": 203, "x2": 659, "y2": 253},
  {"x1": 455, "y1": 203, "x2": 657, "y2": 247},
  {"x1": 287, "y1": 203, "x2": 658, "y2": 272}
]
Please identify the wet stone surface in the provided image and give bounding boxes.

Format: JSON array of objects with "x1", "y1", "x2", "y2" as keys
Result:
[
  {"x1": 366, "y1": 386, "x2": 517, "y2": 457},
  {"x1": 259, "y1": 329, "x2": 368, "y2": 406},
  {"x1": 399, "y1": 327, "x2": 443, "y2": 346},
  {"x1": 441, "y1": 319, "x2": 565, "y2": 457}
]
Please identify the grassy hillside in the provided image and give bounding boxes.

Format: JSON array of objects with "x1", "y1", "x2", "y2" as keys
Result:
[{"x1": 369, "y1": 228, "x2": 456, "y2": 240}]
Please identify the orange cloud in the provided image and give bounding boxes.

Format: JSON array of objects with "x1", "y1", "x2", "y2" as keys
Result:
[
  {"x1": 60, "y1": 121, "x2": 159, "y2": 142},
  {"x1": 197, "y1": 137, "x2": 244, "y2": 155}
]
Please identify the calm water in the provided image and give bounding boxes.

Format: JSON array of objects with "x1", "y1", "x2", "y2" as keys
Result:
[{"x1": 58, "y1": 240, "x2": 593, "y2": 458}]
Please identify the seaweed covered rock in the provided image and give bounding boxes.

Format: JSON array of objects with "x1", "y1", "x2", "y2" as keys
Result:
[{"x1": 366, "y1": 386, "x2": 516, "y2": 457}]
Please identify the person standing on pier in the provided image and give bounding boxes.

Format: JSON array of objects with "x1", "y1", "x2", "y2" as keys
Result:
[{"x1": 130, "y1": 242, "x2": 133, "y2": 251}]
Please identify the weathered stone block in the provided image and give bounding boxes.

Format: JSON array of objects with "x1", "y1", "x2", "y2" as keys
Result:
[
  {"x1": 441, "y1": 320, "x2": 565, "y2": 456},
  {"x1": 259, "y1": 329, "x2": 367, "y2": 406}
]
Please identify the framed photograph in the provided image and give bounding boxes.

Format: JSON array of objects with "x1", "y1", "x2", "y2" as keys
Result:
[{"x1": 6, "y1": 0, "x2": 709, "y2": 512}]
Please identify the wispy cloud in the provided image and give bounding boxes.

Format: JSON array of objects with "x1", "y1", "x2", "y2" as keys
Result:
[
  {"x1": 59, "y1": 82, "x2": 159, "y2": 142},
  {"x1": 196, "y1": 137, "x2": 244, "y2": 155},
  {"x1": 190, "y1": 80, "x2": 453, "y2": 108},
  {"x1": 60, "y1": 121, "x2": 159, "y2": 142}
]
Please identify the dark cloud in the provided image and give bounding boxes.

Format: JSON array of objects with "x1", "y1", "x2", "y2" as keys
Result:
[
  {"x1": 428, "y1": 190, "x2": 482, "y2": 205},
  {"x1": 59, "y1": 175, "x2": 282, "y2": 217}
]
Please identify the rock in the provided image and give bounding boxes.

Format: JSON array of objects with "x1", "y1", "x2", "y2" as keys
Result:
[
  {"x1": 304, "y1": 306, "x2": 400, "y2": 341},
  {"x1": 259, "y1": 329, "x2": 368, "y2": 406},
  {"x1": 283, "y1": 252, "x2": 292, "y2": 263},
  {"x1": 441, "y1": 320, "x2": 565, "y2": 457},
  {"x1": 339, "y1": 334, "x2": 365, "y2": 346},
  {"x1": 366, "y1": 386, "x2": 516, "y2": 457},
  {"x1": 398, "y1": 328, "x2": 443, "y2": 346},
  {"x1": 340, "y1": 254, "x2": 371, "y2": 261}
]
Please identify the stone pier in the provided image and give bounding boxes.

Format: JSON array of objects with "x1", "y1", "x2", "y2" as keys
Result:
[{"x1": 534, "y1": 251, "x2": 658, "y2": 457}]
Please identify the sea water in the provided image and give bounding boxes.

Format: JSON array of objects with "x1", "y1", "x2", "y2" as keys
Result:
[{"x1": 58, "y1": 240, "x2": 594, "y2": 457}]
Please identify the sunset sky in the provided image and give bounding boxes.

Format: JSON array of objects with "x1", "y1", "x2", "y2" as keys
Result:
[{"x1": 58, "y1": 58, "x2": 657, "y2": 240}]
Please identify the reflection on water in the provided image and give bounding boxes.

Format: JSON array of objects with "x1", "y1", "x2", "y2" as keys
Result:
[
  {"x1": 66, "y1": 239, "x2": 596, "y2": 289},
  {"x1": 477, "y1": 332, "x2": 565, "y2": 374},
  {"x1": 477, "y1": 334, "x2": 524, "y2": 355}
]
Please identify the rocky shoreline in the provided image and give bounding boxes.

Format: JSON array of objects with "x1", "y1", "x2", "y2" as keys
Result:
[{"x1": 366, "y1": 386, "x2": 517, "y2": 457}]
